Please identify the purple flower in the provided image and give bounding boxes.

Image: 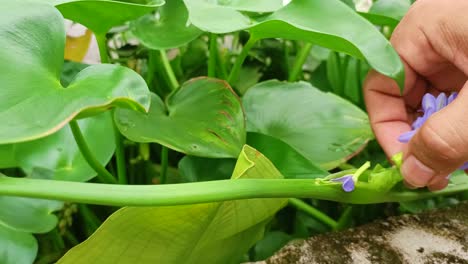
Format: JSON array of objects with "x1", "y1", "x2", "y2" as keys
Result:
[
  {"x1": 399, "y1": 92, "x2": 457, "y2": 143},
  {"x1": 330, "y1": 175, "x2": 355, "y2": 192},
  {"x1": 422, "y1": 93, "x2": 437, "y2": 113},
  {"x1": 436, "y1": 92, "x2": 447, "y2": 111},
  {"x1": 448, "y1": 92, "x2": 457, "y2": 104},
  {"x1": 398, "y1": 130, "x2": 416, "y2": 143},
  {"x1": 398, "y1": 92, "x2": 468, "y2": 171},
  {"x1": 460, "y1": 162, "x2": 468, "y2": 170}
]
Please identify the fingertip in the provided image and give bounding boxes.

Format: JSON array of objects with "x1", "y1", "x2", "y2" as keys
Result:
[
  {"x1": 427, "y1": 177, "x2": 449, "y2": 192},
  {"x1": 401, "y1": 155, "x2": 435, "y2": 187}
]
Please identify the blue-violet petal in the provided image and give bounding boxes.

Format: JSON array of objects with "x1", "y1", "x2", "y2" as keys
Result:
[
  {"x1": 398, "y1": 130, "x2": 416, "y2": 143},
  {"x1": 436, "y1": 93, "x2": 447, "y2": 111},
  {"x1": 330, "y1": 175, "x2": 355, "y2": 192}
]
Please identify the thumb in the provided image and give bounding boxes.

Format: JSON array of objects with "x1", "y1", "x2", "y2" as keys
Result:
[{"x1": 402, "y1": 84, "x2": 468, "y2": 190}]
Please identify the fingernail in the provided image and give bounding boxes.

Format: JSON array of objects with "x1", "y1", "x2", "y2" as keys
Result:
[{"x1": 401, "y1": 155, "x2": 435, "y2": 187}]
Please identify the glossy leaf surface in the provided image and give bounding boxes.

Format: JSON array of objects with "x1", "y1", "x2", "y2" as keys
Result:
[
  {"x1": 59, "y1": 145, "x2": 287, "y2": 264},
  {"x1": 0, "y1": 197, "x2": 62, "y2": 234},
  {"x1": 0, "y1": 2, "x2": 150, "y2": 144},
  {"x1": 0, "y1": 225, "x2": 37, "y2": 264},
  {"x1": 184, "y1": 0, "x2": 404, "y2": 87},
  {"x1": 0, "y1": 169, "x2": 62, "y2": 235},
  {"x1": 247, "y1": 132, "x2": 327, "y2": 179},
  {"x1": 115, "y1": 78, "x2": 245, "y2": 158},
  {"x1": 243, "y1": 80, "x2": 373, "y2": 170},
  {"x1": 0, "y1": 114, "x2": 115, "y2": 182},
  {"x1": 183, "y1": 0, "x2": 283, "y2": 33},
  {"x1": 52, "y1": 0, "x2": 164, "y2": 34},
  {"x1": 132, "y1": 0, "x2": 202, "y2": 49}
]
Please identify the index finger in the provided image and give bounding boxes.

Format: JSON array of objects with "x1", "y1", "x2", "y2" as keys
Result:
[{"x1": 363, "y1": 64, "x2": 420, "y2": 158}]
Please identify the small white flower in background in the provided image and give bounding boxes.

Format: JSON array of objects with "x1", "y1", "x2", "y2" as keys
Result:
[
  {"x1": 354, "y1": 0, "x2": 373, "y2": 12},
  {"x1": 64, "y1": 20, "x2": 87, "y2": 37}
]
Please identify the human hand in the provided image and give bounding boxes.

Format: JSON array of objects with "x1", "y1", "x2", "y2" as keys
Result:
[{"x1": 364, "y1": 0, "x2": 468, "y2": 191}]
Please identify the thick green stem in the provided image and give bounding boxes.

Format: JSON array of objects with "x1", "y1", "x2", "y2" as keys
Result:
[
  {"x1": 289, "y1": 198, "x2": 338, "y2": 229},
  {"x1": 96, "y1": 34, "x2": 127, "y2": 184},
  {"x1": 288, "y1": 43, "x2": 313, "y2": 82},
  {"x1": 159, "y1": 49, "x2": 179, "y2": 90},
  {"x1": 208, "y1": 33, "x2": 218, "y2": 78},
  {"x1": 1, "y1": 176, "x2": 467, "y2": 206},
  {"x1": 69, "y1": 121, "x2": 117, "y2": 184},
  {"x1": 227, "y1": 37, "x2": 257, "y2": 84},
  {"x1": 216, "y1": 45, "x2": 228, "y2": 80},
  {"x1": 160, "y1": 146, "x2": 169, "y2": 184},
  {"x1": 145, "y1": 49, "x2": 158, "y2": 88},
  {"x1": 113, "y1": 118, "x2": 127, "y2": 185},
  {"x1": 95, "y1": 34, "x2": 109, "y2": 64}
]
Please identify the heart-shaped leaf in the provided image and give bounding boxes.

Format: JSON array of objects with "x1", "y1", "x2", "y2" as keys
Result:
[
  {"x1": 247, "y1": 132, "x2": 327, "y2": 179},
  {"x1": 115, "y1": 77, "x2": 246, "y2": 158},
  {"x1": 131, "y1": 0, "x2": 203, "y2": 50},
  {"x1": 0, "y1": 168, "x2": 63, "y2": 234},
  {"x1": 47, "y1": 0, "x2": 164, "y2": 34},
  {"x1": 243, "y1": 80, "x2": 373, "y2": 170},
  {"x1": 0, "y1": 2, "x2": 150, "y2": 144},
  {"x1": 0, "y1": 169, "x2": 59, "y2": 264},
  {"x1": 0, "y1": 197, "x2": 62, "y2": 234},
  {"x1": 0, "y1": 113, "x2": 115, "y2": 182},
  {"x1": 183, "y1": 0, "x2": 283, "y2": 33},
  {"x1": 0, "y1": 225, "x2": 37, "y2": 264},
  {"x1": 184, "y1": 0, "x2": 404, "y2": 89},
  {"x1": 58, "y1": 145, "x2": 288, "y2": 264}
]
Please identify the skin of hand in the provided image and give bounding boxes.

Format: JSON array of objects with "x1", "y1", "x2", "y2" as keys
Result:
[{"x1": 364, "y1": 0, "x2": 468, "y2": 191}]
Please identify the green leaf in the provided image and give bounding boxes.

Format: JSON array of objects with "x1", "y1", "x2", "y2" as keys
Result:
[
  {"x1": 0, "y1": 169, "x2": 60, "y2": 264},
  {"x1": 367, "y1": 164, "x2": 402, "y2": 192},
  {"x1": 0, "y1": 146, "x2": 15, "y2": 169},
  {"x1": 183, "y1": 0, "x2": 283, "y2": 33},
  {"x1": 178, "y1": 156, "x2": 236, "y2": 182},
  {"x1": 0, "y1": 113, "x2": 115, "y2": 182},
  {"x1": 247, "y1": 132, "x2": 327, "y2": 179},
  {"x1": 61, "y1": 61, "x2": 89, "y2": 87},
  {"x1": 0, "y1": 168, "x2": 61, "y2": 233},
  {"x1": 58, "y1": 145, "x2": 288, "y2": 264},
  {"x1": 343, "y1": 57, "x2": 363, "y2": 106},
  {"x1": 360, "y1": 0, "x2": 411, "y2": 27},
  {"x1": 131, "y1": 0, "x2": 203, "y2": 50},
  {"x1": 0, "y1": 196, "x2": 62, "y2": 234},
  {"x1": 184, "y1": 0, "x2": 404, "y2": 88},
  {"x1": 115, "y1": 77, "x2": 246, "y2": 158},
  {"x1": 326, "y1": 52, "x2": 344, "y2": 95},
  {"x1": 243, "y1": 80, "x2": 373, "y2": 170},
  {"x1": 0, "y1": 2, "x2": 150, "y2": 144},
  {"x1": 52, "y1": 0, "x2": 164, "y2": 34},
  {"x1": 233, "y1": 66, "x2": 263, "y2": 95},
  {"x1": 0, "y1": 225, "x2": 37, "y2": 264}
]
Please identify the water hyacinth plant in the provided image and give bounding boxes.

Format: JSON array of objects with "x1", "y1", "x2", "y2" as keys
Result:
[{"x1": 1, "y1": 1, "x2": 468, "y2": 263}]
